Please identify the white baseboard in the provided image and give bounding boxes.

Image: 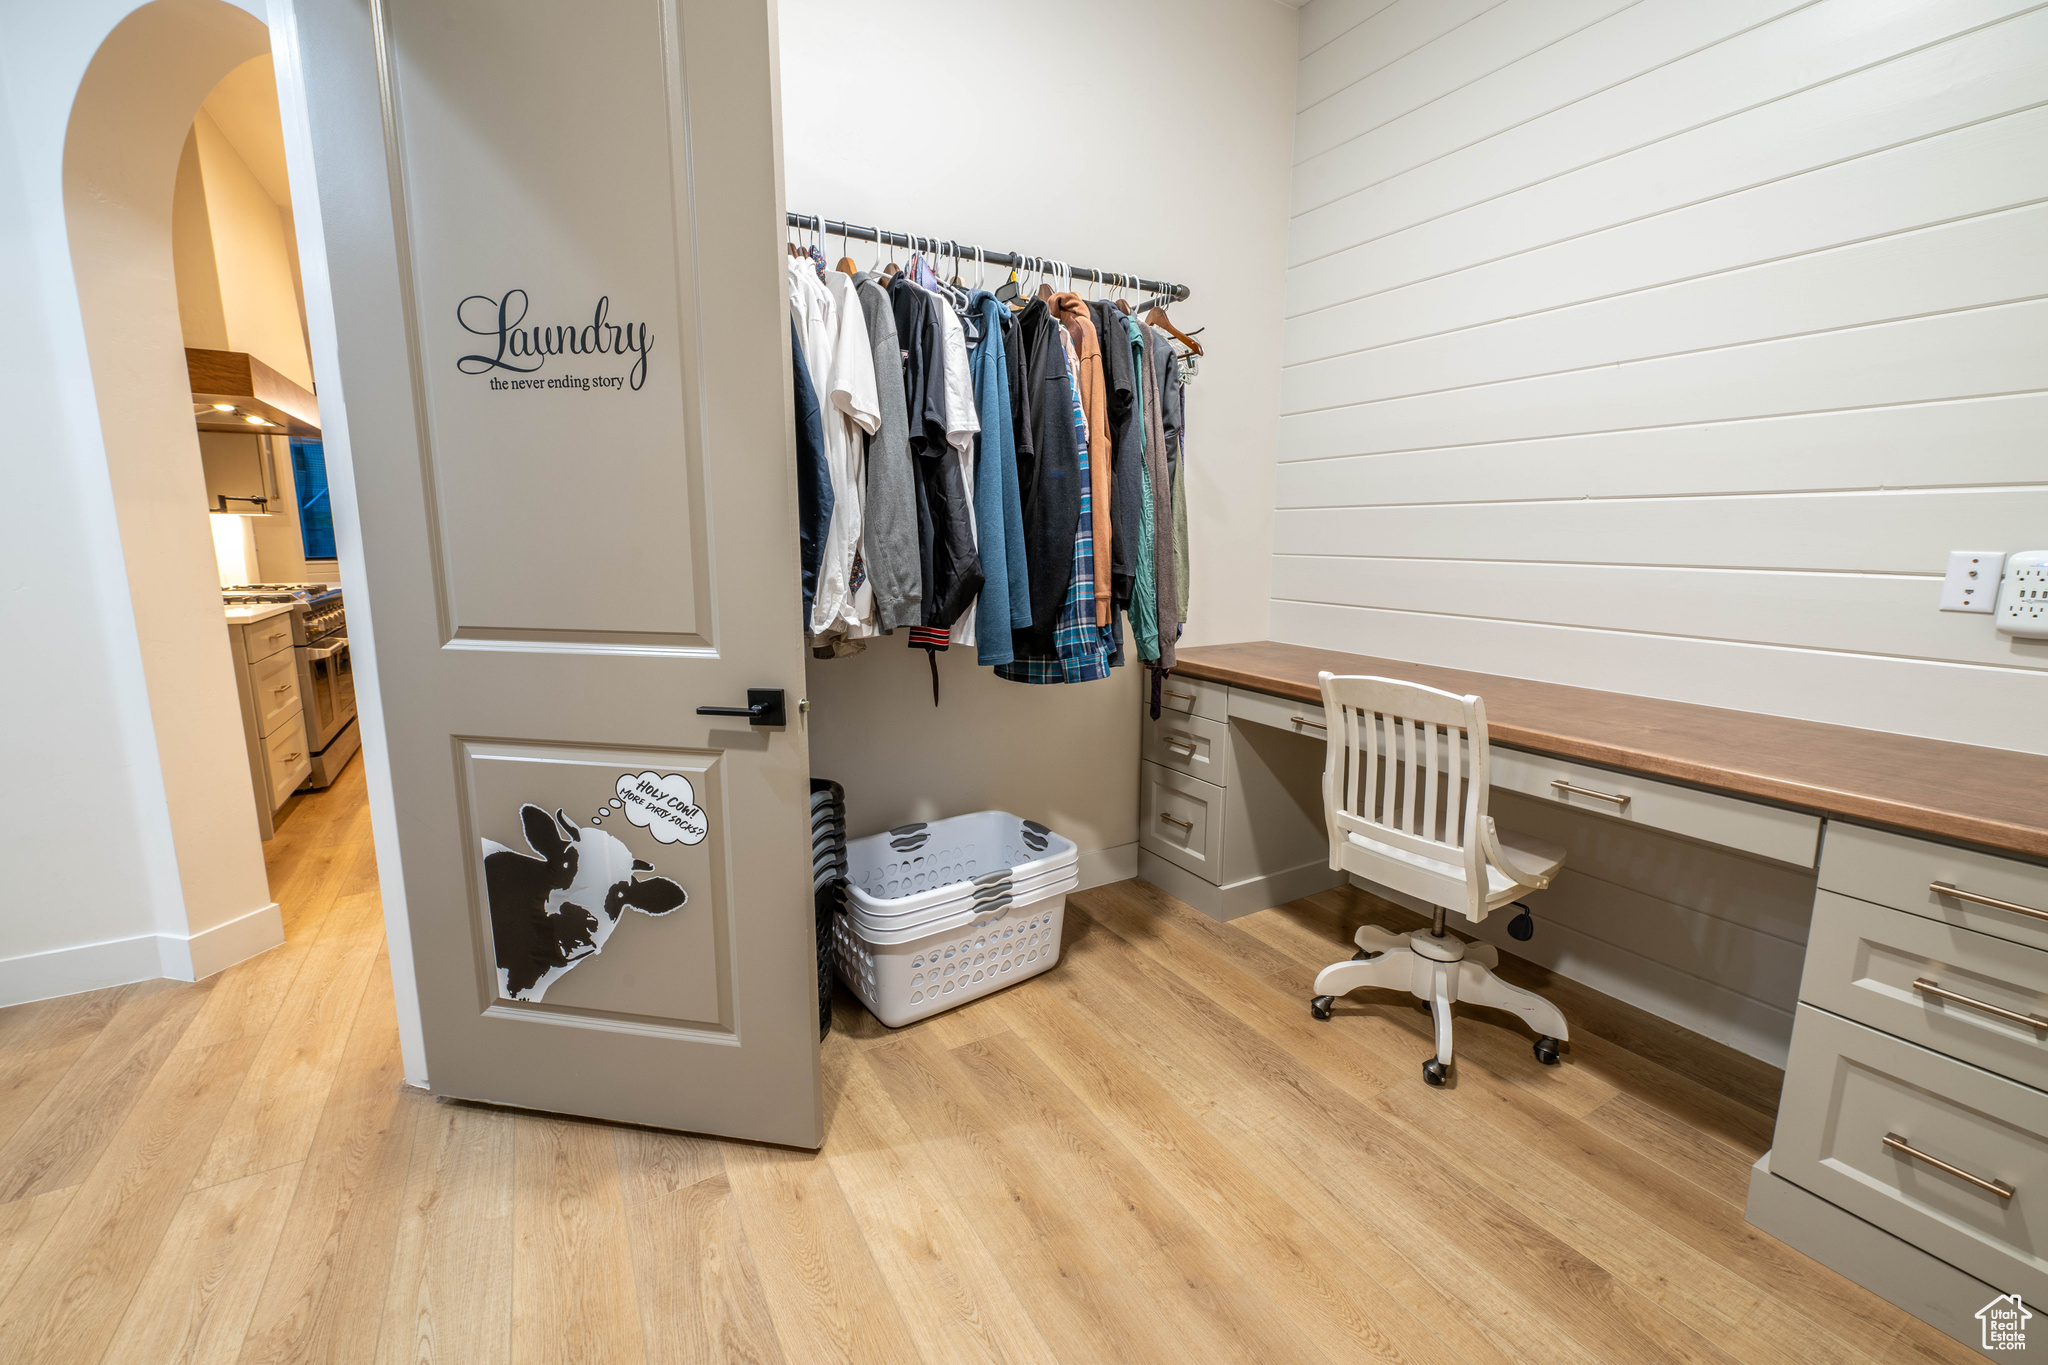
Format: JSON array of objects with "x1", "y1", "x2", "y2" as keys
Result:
[
  {"x1": 0, "y1": 934, "x2": 166, "y2": 1008},
  {"x1": 0, "y1": 902, "x2": 286, "y2": 1008},
  {"x1": 162, "y1": 902, "x2": 285, "y2": 981},
  {"x1": 1076, "y1": 842, "x2": 1138, "y2": 891}
]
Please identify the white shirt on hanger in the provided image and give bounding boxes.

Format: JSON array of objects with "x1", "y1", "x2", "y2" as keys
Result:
[
  {"x1": 814, "y1": 269, "x2": 879, "y2": 639},
  {"x1": 787, "y1": 255, "x2": 832, "y2": 397}
]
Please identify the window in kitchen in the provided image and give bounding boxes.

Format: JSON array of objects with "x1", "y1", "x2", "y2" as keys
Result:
[{"x1": 290, "y1": 438, "x2": 336, "y2": 561}]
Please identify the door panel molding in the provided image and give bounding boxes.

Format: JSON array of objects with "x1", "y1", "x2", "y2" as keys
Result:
[{"x1": 372, "y1": 0, "x2": 716, "y2": 652}]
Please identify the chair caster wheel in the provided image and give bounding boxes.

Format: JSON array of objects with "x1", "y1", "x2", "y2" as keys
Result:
[
  {"x1": 1533, "y1": 1036, "x2": 1561, "y2": 1066},
  {"x1": 1422, "y1": 1058, "x2": 1450, "y2": 1086},
  {"x1": 1310, "y1": 995, "x2": 1335, "y2": 1021}
]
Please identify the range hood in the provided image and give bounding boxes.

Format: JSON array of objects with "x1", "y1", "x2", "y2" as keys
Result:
[{"x1": 188, "y1": 347, "x2": 320, "y2": 437}]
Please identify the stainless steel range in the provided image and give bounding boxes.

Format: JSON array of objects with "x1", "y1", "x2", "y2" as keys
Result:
[{"x1": 222, "y1": 582, "x2": 360, "y2": 788}]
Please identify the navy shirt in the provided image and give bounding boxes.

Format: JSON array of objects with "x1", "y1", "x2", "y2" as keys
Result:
[{"x1": 791, "y1": 319, "x2": 831, "y2": 626}]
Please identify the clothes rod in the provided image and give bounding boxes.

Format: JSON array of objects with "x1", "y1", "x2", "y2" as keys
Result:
[{"x1": 786, "y1": 212, "x2": 1191, "y2": 303}]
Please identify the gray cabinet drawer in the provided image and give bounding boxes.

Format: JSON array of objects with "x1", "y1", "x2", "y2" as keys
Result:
[
  {"x1": 251, "y1": 648, "x2": 301, "y2": 737},
  {"x1": 1803, "y1": 890, "x2": 2048, "y2": 1090},
  {"x1": 1773, "y1": 1005, "x2": 2047, "y2": 1305},
  {"x1": 1226, "y1": 686, "x2": 1327, "y2": 742},
  {"x1": 1490, "y1": 746, "x2": 1819, "y2": 867},
  {"x1": 1143, "y1": 711, "x2": 1229, "y2": 787},
  {"x1": 1821, "y1": 823, "x2": 2048, "y2": 954},
  {"x1": 1156, "y1": 676, "x2": 1227, "y2": 723},
  {"x1": 1140, "y1": 761, "x2": 1223, "y2": 884},
  {"x1": 240, "y1": 615, "x2": 296, "y2": 665},
  {"x1": 264, "y1": 713, "x2": 312, "y2": 810}
]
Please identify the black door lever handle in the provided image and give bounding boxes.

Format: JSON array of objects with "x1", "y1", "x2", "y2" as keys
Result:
[{"x1": 697, "y1": 688, "x2": 786, "y2": 727}]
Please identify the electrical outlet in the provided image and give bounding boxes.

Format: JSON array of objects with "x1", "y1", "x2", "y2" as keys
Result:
[
  {"x1": 1939, "y1": 551, "x2": 2004, "y2": 613},
  {"x1": 1995, "y1": 551, "x2": 2048, "y2": 638}
]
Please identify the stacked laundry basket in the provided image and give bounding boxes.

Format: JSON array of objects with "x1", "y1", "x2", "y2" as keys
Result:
[
  {"x1": 831, "y1": 810, "x2": 1078, "y2": 1028},
  {"x1": 810, "y1": 779, "x2": 846, "y2": 1037}
]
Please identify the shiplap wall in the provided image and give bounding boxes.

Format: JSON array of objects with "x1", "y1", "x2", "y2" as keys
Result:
[{"x1": 1278, "y1": 0, "x2": 2048, "y2": 755}]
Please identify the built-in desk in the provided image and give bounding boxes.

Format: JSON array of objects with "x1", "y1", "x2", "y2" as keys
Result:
[
  {"x1": 1167, "y1": 640, "x2": 2048, "y2": 858},
  {"x1": 1140, "y1": 641, "x2": 2048, "y2": 1353}
]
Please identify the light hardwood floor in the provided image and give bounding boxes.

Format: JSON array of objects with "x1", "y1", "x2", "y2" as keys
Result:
[{"x1": 0, "y1": 766, "x2": 1980, "y2": 1364}]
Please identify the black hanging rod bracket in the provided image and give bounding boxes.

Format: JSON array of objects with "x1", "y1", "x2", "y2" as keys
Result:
[{"x1": 786, "y1": 211, "x2": 1191, "y2": 304}]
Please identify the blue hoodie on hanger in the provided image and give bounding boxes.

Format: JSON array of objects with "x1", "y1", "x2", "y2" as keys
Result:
[{"x1": 968, "y1": 290, "x2": 1032, "y2": 665}]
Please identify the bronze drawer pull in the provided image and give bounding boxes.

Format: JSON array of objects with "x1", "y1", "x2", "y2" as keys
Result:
[
  {"x1": 1290, "y1": 715, "x2": 1327, "y2": 730},
  {"x1": 1913, "y1": 977, "x2": 2048, "y2": 1031},
  {"x1": 1930, "y1": 881, "x2": 2048, "y2": 923},
  {"x1": 1882, "y1": 1133, "x2": 2015, "y2": 1200},
  {"x1": 1550, "y1": 779, "x2": 1630, "y2": 809},
  {"x1": 1158, "y1": 812, "x2": 1194, "y2": 831},
  {"x1": 1162, "y1": 736, "x2": 1198, "y2": 755},
  {"x1": 1162, "y1": 688, "x2": 1196, "y2": 706}
]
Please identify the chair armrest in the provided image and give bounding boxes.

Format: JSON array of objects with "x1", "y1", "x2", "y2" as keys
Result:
[{"x1": 1480, "y1": 816, "x2": 1553, "y2": 891}]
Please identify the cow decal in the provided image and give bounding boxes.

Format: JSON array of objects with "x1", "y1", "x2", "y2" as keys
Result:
[{"x1": 484, "y1": 804, "x2": 687, "y2": 1001}]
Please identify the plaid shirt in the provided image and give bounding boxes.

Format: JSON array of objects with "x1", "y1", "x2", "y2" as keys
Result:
[{"x1": 997, "y1": 330, "x2": 1111, "y2": 685}]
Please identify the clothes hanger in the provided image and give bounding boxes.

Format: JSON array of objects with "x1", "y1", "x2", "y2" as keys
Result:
[
  {"x1": 835, "y1": 219, "x2": 859, "y2": 276},
  {"x1": 1145, "y1": 294, "x2": 1204, "y2": 357},
  {"x1": 882, "y1": 229, "x2": 900, "y2": 278},
  {"x1": 1115, "y1": 271, "x2": 1134, "y2": 316}
]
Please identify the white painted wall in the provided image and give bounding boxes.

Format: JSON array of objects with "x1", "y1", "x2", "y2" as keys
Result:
[
  {"x1": 1283, "y1": 0, "x2": 2048, "y2": 1063},
  {"x1": 1277, "y1": 0, "x2": 2048, "y2": 755},
  {"x1": 172, "y1": 129, "x2": 231, "y2": 349},
  {"x1": 778, "y1": 0, "x2": 1298, "y2": 854},
  {"x1": 190, "y1": 102, "x2": 313, "y2": 387},
  {"x1": 0, "y1": 0, "x2": 283, "y2": 1005}
]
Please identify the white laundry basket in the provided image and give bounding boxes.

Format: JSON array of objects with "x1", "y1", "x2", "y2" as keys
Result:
[{"x1": 833, "y1": 812, "x2": 1077, "y2": 1028}]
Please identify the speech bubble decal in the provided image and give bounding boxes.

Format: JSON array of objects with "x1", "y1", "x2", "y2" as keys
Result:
[{"x1": 617, "y1": 771, "x2": 707, "y2": 845}]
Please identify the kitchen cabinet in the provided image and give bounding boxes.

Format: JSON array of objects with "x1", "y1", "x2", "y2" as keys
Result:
[{"x1": 225, "y1": 603, "x2": 309, "y2": 838}]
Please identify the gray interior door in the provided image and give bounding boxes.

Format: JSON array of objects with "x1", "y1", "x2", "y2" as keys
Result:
[{"x1": 288, "y1": 0, "x2": 820, "y2": 1144}]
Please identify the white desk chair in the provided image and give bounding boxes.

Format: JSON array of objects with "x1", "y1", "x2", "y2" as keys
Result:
[{"x1": 1309, "y1": 672, "x2": 1569, "y2": 1085}]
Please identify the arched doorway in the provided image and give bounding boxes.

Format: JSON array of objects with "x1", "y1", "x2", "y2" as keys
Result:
[{"x1": 62, "y1": 0, "x2": 292, "y2": 979}]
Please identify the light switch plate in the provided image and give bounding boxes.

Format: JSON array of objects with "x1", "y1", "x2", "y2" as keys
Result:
[
  {"x1": 1939, "y1": 550, "x2": 2004, "y2": 612},
  {"x1": 1995, "y1": 550, "x2": 2048, "y2": 637}
]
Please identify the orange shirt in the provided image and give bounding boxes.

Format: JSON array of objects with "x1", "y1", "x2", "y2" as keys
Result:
[{"x1": 1051, "y1": 293, "x2": 1113, "y2": 625}]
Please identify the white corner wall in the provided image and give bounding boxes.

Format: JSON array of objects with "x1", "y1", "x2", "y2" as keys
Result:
[
  {"x1": 778, "y1": 0, "x2": 1298, "y2": 857},
  {"x1": 191, "y1": 102, "x2": 314, "y2": 388},
  {"x1": 1277, "y1": 0, "x2": 2048, "y2": 755},
  {"x1": 0, "y1": 0, "x2": 283, "y2": 1007}
]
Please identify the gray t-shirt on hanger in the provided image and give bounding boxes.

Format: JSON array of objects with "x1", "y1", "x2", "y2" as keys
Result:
[{"x1": 852, "y1": 272, "x2": 921, "y2": 632}]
